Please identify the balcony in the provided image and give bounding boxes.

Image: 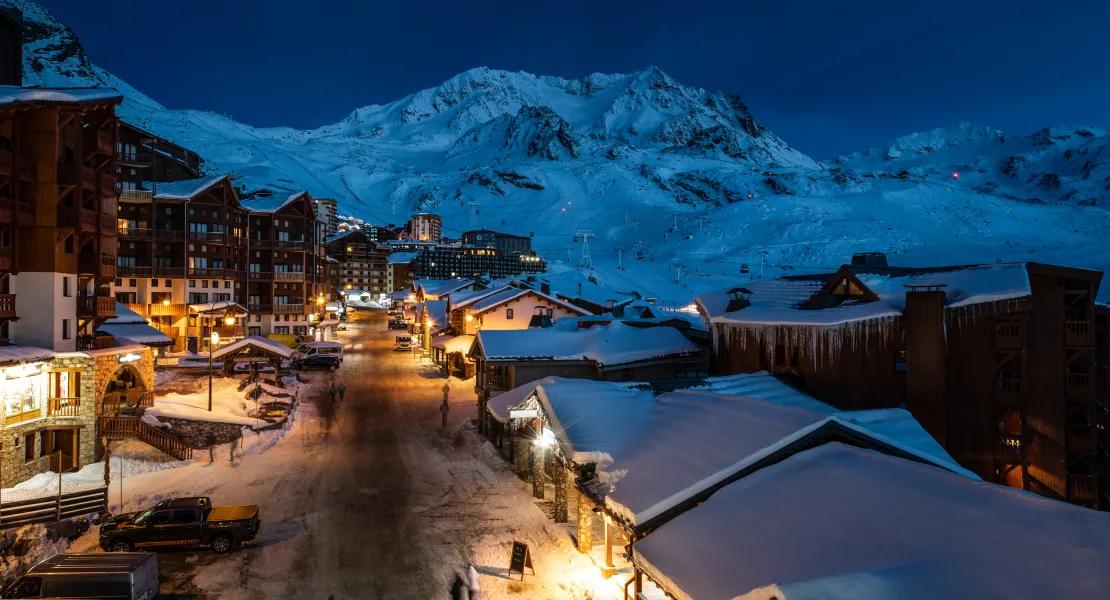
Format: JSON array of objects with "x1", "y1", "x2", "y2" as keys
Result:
[
  {"x1": 117, "y1": 265, "x2": 153, "y2": 277},
  {"x1": 0, "y1": 247, "x2": 11, "y2": 272},
  {"x1": 58, "y1": 163, "x2": 96, "y2": 189},
  {"x1": 994, "y1": 432, "x2": 1023, "y2": 462},
  {"x1": 274, "y1": 240, "x2": 307, "y2": 250},
  {"x1": 273, "y1": 304, "x2": 305, "y2": 314},
  {"x1": 58, "y1": 206, "x2": 98, "y2": 233},
  {"x1": 250, "y1": 238, "x2": 272, "y2": 249},
  {"x1": 274, "y1": 272, "x2": 305, "y2": 282},
  {"x1": 0, "y1": 197, "x2": 10, "y2": 223},
  {"x1": 995, "y1": 376, "x2": 1022, "y2": 407},
  {"x1": 187, "y1": 268, "x2": 229, "y2": 278},
  {"x1": 249, "y1": 272, "x2": 273, "y2": 281},
  {"x1": 247, "y1": 304, "x2": 273, "y2": 314},
  {"x1": 154, "y1": 266, "x2": 185, "y2": 278},
  {"x1": 48, "y1": 397, "x2": 81, "y2": 418},
  {"x1": 1068, "y1": 474, "x2": 1096, "y2": 502},
  {"x1": 15, "y1": 200, "x2": 34, "y2": 224},
  {"x1": 187, "y1": 231, "x2": 226, "y2": 243},
  {"x1": 119, "y1": 227, "x2": 152, "y2": 240},
  {"x1": 100, "y1": 172, "x2": 117, "y2": 195},
  {"x1": 100, "y1": 254, "x2": 117, "y2": 279},
  {"x1": 78, "y1": 335, "x2": 116, "y2": 351},
  {"x1": 96, "y1": 130, "x2": 113, "y2": 155},
  {"x1": 1067, "y1": 423, "x2": 1096, "y2": 453},
  {"x1": 149, "y1": 303, "x2": 186, "y2": 316},
  {"x1": 119, "y1": 189, "x2": 153, "y2": 203},
  {"x1": 77, "y1": 295, "x2": 116, "y2": 318},
  {"x1": 0, "y1": 149, "x2": 37, "y2": 181},
  {"x1": 155, "y1": 229, "x2": 184, "y2": 241},
  {"x1": 994, "y1": 321, "x2": 1022, "y2": 350},
  {"x1": 203, "y1": 325, "x2": 245, "y2": 339},
  {"x1": 100, "y1": 213, "x2": 117, "y2": 233},
  {"x1": 118, "y1": 152, "x2": 152, "y2": 166},
  {"x1": 0, "y1": 294, "x2": 15, "y2": 319},
  {"x1": 1067, "y1": 373, "x2": 1092, "y2": 399},
  {"x1": 123, "y1": 303, "x2": 148, "y2": 316},
  {"x1": 1065, "y1": 321, "x2": 1093, "y2": 347}
]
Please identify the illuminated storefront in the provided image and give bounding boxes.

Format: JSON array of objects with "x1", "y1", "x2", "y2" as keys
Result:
[{"x1": 2, "y1": 362, "x2": 46, "y2": 426}]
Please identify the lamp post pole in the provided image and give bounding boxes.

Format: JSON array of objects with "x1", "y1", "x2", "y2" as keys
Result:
[{"x1": 208, "y1": 331, "x2": 219, "y2": 412}]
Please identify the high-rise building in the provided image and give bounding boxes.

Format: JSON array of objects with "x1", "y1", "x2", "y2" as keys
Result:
[
  {"x1": 407, "y1": 213, "x2": 441, "y2": 242},
  {"x1": 461, "y1": 229, "x2": 532, "y2": 254},
  {"x1": 314, "y1": 197, "x2": 337, "y2": 237}
]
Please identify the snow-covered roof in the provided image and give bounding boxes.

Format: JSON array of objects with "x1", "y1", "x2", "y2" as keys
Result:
[
  {"x1": 466, "y1": 287, "x2": 589, "y2": 316},
  {"x1": 96, "y1": 324, "x2": 173, "y2": 346},
  {"x1": 242, "y1": 190, "x2": 310, "y2": 214},
  {"x1": 632, "y1": 443, "x2": 1110, "y2": 600},
  {"x1": 211, "y1": 336, "x2": 293, "y2": 360},
  {"x1": 325, "y1": 302, "x2": 341, "y2": 312},
  {"x1": 0, "y1": 86, "x2": 123, "y2": 108},
  {"x1": 387, "y1": 252, "x2": 417, "y2": 265},
  {"x1": 189, "y1": 302, "x2": 248, "y2": 315},
  {"x1": 103, "y1": 302, "x2": 148, "y2": 325},
  {"x1": 448, "y1": 286, "x2": 508, "y2": 309},
  {"x1": 473, "y1": 322, "x2": 701, "y2": 367},
  {"x1": 152, "y1": 175, "x2": 229, "y2": 200},
  {"x1": 420, "y1": 300, "x2": 449, "y2": 334},
  {"x1": 698, "y1": 263, "x2": 1034, "y2": 328},
  {"x1": 495, "y1": 373, "x2": 972, "y2": 529},
  {"x1": 386, "y1": 289, "x2": 411, "y2": 300},
  {"x1": 0, "y1": 345, "x2": 54, "y2": 366},
  {"x1": 432, "y1": 334, "x2": 475, "y2": 354},
  {"x1": 416, "y1": 279, "x2": 475, "y2": 298}
]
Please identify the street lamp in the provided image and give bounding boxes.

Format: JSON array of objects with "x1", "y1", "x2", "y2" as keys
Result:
[{"x1": 208, "y1": 331, "x2": 219, "y2": 412}]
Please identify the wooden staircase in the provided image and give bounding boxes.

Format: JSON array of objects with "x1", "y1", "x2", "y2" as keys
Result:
[{"x1": 97, "y1": 416, "x2": 192, "y2": 461}]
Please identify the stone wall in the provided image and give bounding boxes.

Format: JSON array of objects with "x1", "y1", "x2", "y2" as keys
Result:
[
  {"x1": 92, "y1": 347, "x2": 155, "y2": 415},
  {"x1": 157, "y1": 417, "x2": 243, "y2": 449}
]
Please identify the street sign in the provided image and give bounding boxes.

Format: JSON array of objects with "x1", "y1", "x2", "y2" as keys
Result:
[{"x1": 508, "y1": 540, "x2": 534, "y2": 580}]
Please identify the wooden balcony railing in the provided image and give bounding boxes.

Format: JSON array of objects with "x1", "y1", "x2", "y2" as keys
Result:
[
  {"x1": 123, "y1": 303, "x2": 148, "y2": 316},
  {"x1": 154, "y1": 266, "x2": 185, "y2": 278},
  {"x1": 101, "y1": 389, "x2": 150, "y2": 415},
  {"x1": 100, "y1": 171, "x2": 117, "y2": 193},
  {"x1": 1068, "y1": 474, "x2": 1096, "y2": 502},
  {"x1": 274, "y1": 272, "x2": 305, "y2": 282},
  {"x1": 1067, "y1": 423, "x2": 1096, "y2": 453},
  {"x1": 100, "y1": 254, "x2": 117, "y2": 279},
  {"x1": 77, "y1": 295, "x2": 116, "y2": 318},
  {"x1": 250, "y1": 238, "x2": 272, "y2": 248},
  {"x1": 0, "y1": 247, "x2": 12, "y2": 272},
  {"x1": 203, "y1": 325, "x2": 245, "y2": 338},
  {"x1": 77, "y1": 335, "x2": 116, "y2": 351},
  {"x1": 995, "y1": 376, "x2": 1022, "y2": 407},
  {"x1": 484, "y1": 374, "x2": 511, "y2": 392},
  {"x1": 994, "y1": 322, "x2": 1022, "y2": 350},
  {"x1": 994, "y1": 432, "x2": 1023, "y2": 461},
  {"x1": 96, "y1": 130, "x2": 113, "y2": 155},
  {"x1": 274, "y1": 304, "x2": 305, "y2": 314},
  {"x1": 117, "y1": 152, "x2": 152, "y2": 166},
  {"x1": 249, "y1": 272, "x2": 273, "y2": 281},
  {"x1": 117, "y1": 265, "x2": 153, "y2": 277},
  {"x1": 155, "y1": 229, "x2": 184, "y2": 241},
  {"x1": 119, "y1": 227, "x2": 153, "y2": 239},
  {"x1": 1065, "y1": 321, "x2": 1093, "y2": 347},
  {"x1": 149, "y1": 303, "x2": 186, "y2": 316},
  {"x1": 16, "y1": 200, "x2": 34, "y2": 220},
  {"x1": 1067, "y1": 373, "x2": 1092, "y2": 398},
  {"x1": 119, "y1": 189, "x2": 153, "y2": 203},
  {"x1": 0, "y1": 197, "x2": 11, "y2": 223},
  {"x1": 58, "y1": 164, "x2": 97, "y2": 189},
  {"x1": 0, "y1": 149, "x2": 11, "y2": 176},
  {"x1": 154, "y1": 324, "x2": 179, "y2": 338},
  {"x1": 247, "y1": 304, "x2": 272, "y2": 314},
  {"x1": 187, "y1": 268, "x2": 227, "y2": 278},
  {"x1": 0, "y1": 149, "x2": 37, "y2": 181},
  {"x1": 48, "y1": 397, "x2": 81, "y2": 418},
  {"x1": 273, "y1": 240, "x2": 307, "y2": 250},
  {"x1": 187, "y1": 231, "x2": 226, "y2": 243},
  {"x1": 0, "y1": 294, "x2": 15, "y2": 319}
]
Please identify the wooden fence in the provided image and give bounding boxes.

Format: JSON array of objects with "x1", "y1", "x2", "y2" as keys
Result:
[{"x1": 0, "y1": 487, "x2": 107, "y2": 530}]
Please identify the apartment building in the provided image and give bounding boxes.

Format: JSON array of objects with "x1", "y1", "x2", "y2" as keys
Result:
[
  {"x1": 314, "y1": 197, "x2": 337, "y2": 237},
  {"x1": 117, "y1": 121, "x2": 202, "y2": 195},
  {"x1": 113, "y1": 174, "x2": 327, "y2": 350},
  {"x1": 325, "y1": 229, "x2": 389, "y2": 296}
]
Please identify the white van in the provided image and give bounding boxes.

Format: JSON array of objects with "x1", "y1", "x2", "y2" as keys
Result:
[
  {"x1": 295, "y1": 342, "x2": 344, "y2": 362},
  {"x1": 395, "y1": 335, "x2": 412, "y2": 351}
]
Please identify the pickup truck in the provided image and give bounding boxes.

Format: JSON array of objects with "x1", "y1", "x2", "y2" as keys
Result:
[{"x1": 99, "y1": 497, "x2": 259, "y2": 554}]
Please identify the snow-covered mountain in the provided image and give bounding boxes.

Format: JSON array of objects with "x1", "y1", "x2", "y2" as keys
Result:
[{"x1": 9, "y1": 0, "x2": 1110, "y2": 305}]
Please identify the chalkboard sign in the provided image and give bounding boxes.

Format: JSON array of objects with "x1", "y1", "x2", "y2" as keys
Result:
[{"x1": 508, "y1": 540, "x2": 534, "y2": 580}]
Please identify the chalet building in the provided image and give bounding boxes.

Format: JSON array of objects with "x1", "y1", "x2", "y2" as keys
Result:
[
  {"x1": 116, "y1": 122, "x2": 202, "y2": 197},
  {"x1": 313, "y1": 197, "x2": 337, "y2": 237},
  {"x1": 0, "y1": 86, "x2": 157, "y2": 487},
  {"x1": 0, "y1": 6, "x2": 20, "y2": 87},
  {"x1": 469, "y1": 322, "x2": 705, "y2": 426},
  {"x1": 387, "y1": 252, "x2": 414, "y2": 292},
  {"x1": 413, "y1": 278, "x2": 475, "y2": 302},
  {"x1": 486, "y1": 374, "x2": 974, "y2": 589},
  {"x1": 325, "y1": 229, "x2": 389, "y2": 296},
  {"x1": 410, "y1": 245, "x2": 546, "y2": 280},
  {"x1": 113, "y1": 174, "x2": 327, "y2": 350},
  {"x1": 460, "y1": 229, "x2": 532, "y2": 254},
  {"x1": 555, "y1": 283, "x2": 642, "y2": 316},
  {"x1": 697, "y1": 254, "x2": 1106, "y2": 509}
]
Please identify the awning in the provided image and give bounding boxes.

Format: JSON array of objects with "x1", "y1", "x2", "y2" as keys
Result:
[
  {"x1": 96, "y1": 324, "x2": 173, "y2": 346},
  {"x1": 189, "y1": 302, "x2": 248, "y2": 315}
]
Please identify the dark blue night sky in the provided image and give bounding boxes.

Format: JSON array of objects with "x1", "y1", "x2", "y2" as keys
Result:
[{"x1": 41, "y1": 0, "x2": 1110, "y2": 158}]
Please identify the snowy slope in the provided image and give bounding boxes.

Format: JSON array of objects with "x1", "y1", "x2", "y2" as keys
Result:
[{"x1": 9, "y1": 0, "x2": 1110, "y2": 307}]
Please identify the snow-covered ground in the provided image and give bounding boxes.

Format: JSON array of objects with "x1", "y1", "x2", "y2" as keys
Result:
[{"x1": 145, "y1": 372, "x2": 302, "y2": 427}]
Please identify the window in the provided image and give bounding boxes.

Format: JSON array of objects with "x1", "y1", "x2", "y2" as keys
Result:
[
  {"x1": 151, "y1": 279, "x2": 159, "y2": 287},
  {"x1": 62, "y1": 277, "x2": 70, "y2": 297},
  {"x1": 24, "y1": 433, "x2": 34, "y2": 461},
  {"x1": 164, "y1": 280, "x2": 171, "y2": 287},
  {"x1": 62, "y1": 319, "x2": 70, "y2": 340},
  {"x1": 224, "y1": 281, "x2": 231, "y2": 289},
  {"x1": 201, "y1": 280, "x2": 209, "y2": 289},
  {"x1": 129, "y1": 279, "x2": 137, "y2": 288},
  {"x1": 189, "y1": 280, "x2": 196, "y2": 288},
  {"x1": 248, "y1": 326, "x2": 262, "y2": 336},
  {"x1": 7, "y1": 575, "x2": 42, "y2": 598},
  {"x1": 620, "y1": 368, "x2": 633, "y2": 382},
  {"x1": 505, "y1": 309, "x2": 514, "y2": 320},
  {"x1": 171, "y1": 510, "x2": 199, "y2": 524},
  {"x1": 151, "y1": 292, "x2": 171, "y2": 304},
  {"x1": 114, "y1": 278, "x2": 122, "y2": 287},
  {"x1": 254, "y1": 315, "x2": 261, "y2": 322},
  {"x1": 188, "y1": 293, "x2": 209, "y2": 304},
  {"x1": 274, "y1": 326, "x2": 290, "y2": 334},
  {"x1": 294, "y1": 326, "x2": 307, "y2": 336},
  {"x1": 213, "y1": 293, "x2": 231, "y2": 302},
  {"x1": 144, "y1": 511, "x2": 172, "y2": 526}
]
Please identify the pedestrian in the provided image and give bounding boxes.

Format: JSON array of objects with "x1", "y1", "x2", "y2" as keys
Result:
[
  {"x1": 328, "y1": 383, "x2": 337, "y2": 402},
  {"x1": 338, "y1": 382, "x2": 347, "y2": 402},
  {"x1": 441, "y1": 381, "x2": 450, "y2": 427}
]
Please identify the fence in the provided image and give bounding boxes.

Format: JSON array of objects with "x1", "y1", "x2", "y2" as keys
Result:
[
  {"x1": 97, "y1": 416, "x2": 193, "y2": 461},
  {"x1": 0, "y1": 487, "x2": 107, "y2": 530}
]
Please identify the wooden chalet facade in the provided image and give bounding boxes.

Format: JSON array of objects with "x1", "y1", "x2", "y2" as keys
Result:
[
  {"x1": 113, "y1": 175, "x2": 327, "y2": 350},
  {"x1": 116, "y1": 121, "x2": 202, "y2": 200},
  {"x1": 698, "y1": 255, "x2": 1106, "y2": 509},
  {"x1": 325, "y1": 229, "x2": 389, "y2": 296}
]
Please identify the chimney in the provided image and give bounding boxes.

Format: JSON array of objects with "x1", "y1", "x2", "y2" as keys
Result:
[
  {"x1": 903, "y1": 284, "x2": 948, "y2": 446},
  {"x1": 725, "y1": 288, "x2": 752, "y2": 312},
  {"x1": 851, "y1": 252, "x2": 888, "y2": 268},
  {"x1": 541, "y1": 282, "x2": 551, "y2": 295}
]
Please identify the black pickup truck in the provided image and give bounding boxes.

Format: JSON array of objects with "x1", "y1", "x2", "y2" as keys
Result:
[{"x1": 99, "y1": 497, "x2": 259, "y2": 554}]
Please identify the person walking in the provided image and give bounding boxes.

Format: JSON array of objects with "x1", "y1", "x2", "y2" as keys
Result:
[
  {"x1": 440, "y1": 381, "x2": 451, "y2": 427},
  {"x1": 328, "y1": 383, "x2": 337, "y2": 403},
  {"x1": 338, "y1": 382, "x2": 347, "y2": 402}
]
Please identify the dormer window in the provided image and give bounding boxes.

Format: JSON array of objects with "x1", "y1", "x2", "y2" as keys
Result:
[{"x1": 725, "y1": 288, "x2": 752, "y2": 312}]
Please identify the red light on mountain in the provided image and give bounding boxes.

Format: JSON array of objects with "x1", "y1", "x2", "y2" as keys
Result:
[{"x1": 952, "y1": 172, "x2": 959, "y2": 180}]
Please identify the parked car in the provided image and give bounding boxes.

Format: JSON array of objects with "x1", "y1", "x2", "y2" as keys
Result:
[
  {"x1": 1, "y1": 552, "x2": 158, "y2": 599},
  {"x1": 337, "y1": 324, "x2": 348, "y2": 331},
  {"x1": 388, "y1": 320, "x2": 408, "y2": 330},
  {"x1": 99, "y1": 497, "x2": 259, "y2": 554},
  {"x1": 395, "y1": 335, "x2": 412, "y2": 351},
  {"x1": 294, "y1": 355, "x2": 341, "y2": 372},
  {"x1": 294, "y1": 341, "x2": 344, "y2": 362}
]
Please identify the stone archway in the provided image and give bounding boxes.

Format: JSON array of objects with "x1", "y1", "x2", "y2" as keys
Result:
[{"x1": 102, "y1": 363, "x2": 149, "y2": 415}]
